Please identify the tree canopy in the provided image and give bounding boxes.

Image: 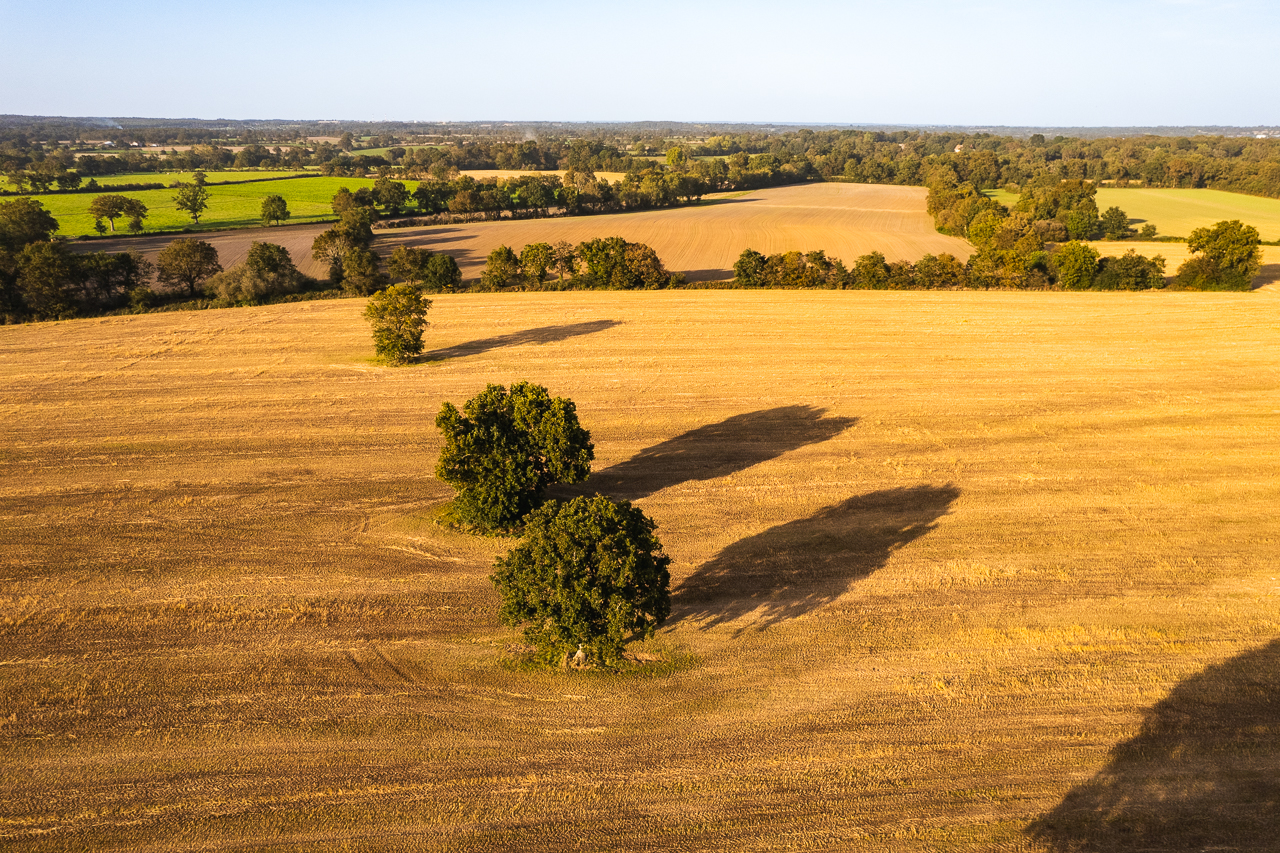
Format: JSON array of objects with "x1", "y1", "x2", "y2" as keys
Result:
[
  {"x1": 260, "y1": 194, "x2": 290, "y2": 226},
  {"x1": 156, "y1": 238, "x2": 221, "y2": 295},
  {"x1": 173, "y1": 183, "x2": 210, "y2": 224},
  {"x1": 435, "y1": 383, "x2": 594, "y2": 532},
  {"x1": 364, "y1": 283, "x2": 431, "y2": 364},
  {"x1": 492, "y1": 494, "x2": 671, "y2": 665}
]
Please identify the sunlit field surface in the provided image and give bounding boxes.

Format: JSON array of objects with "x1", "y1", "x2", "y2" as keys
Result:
[{"x1": 1, "y1": 290, "x2": 1277, "y2": 851}]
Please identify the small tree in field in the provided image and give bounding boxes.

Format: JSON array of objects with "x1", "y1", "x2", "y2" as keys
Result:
[
  {"x1": 261, "y1": 194, "x2": 290, "y2": 226},
  {"x1": 492, "y1": 494, "x2": 671, "y2": 665},
  {"x1": 173, "y1": 183, "x2": 210, "y2": 224},
  {"x1": 435, "y1": 383, "x2": 593, "y2": 532},
  {"x1": 156, "y1": 238, "x2": 221, "y2": 296},
  {"x1": 364, "y1": 283, "x2": 431, "y2": 364}
]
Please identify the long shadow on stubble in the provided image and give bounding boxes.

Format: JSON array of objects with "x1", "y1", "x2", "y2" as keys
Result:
[
  {"x1": 579, "y1": 406, "x2": 857, "y2": 503},
  {"x1": 1028, "y1": 637, "x2": 1280, "y2": 852},
  {"x1": 420, "y1": 319, "x2": 622, "y2": 363},
  {"x1": 674, "y1": 483, "x2": 961, "y2": 632}
]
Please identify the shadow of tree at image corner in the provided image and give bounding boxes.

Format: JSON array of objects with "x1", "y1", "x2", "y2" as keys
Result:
[
  {"x1": 673, "y1": 483, "x2": 961, "y2": 632},
  {"x1": 1028, "y1": 637, "x2": 1280, "y2": 852}
]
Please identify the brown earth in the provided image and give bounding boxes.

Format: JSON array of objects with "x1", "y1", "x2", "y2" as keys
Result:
[{"x1": 1, "y1": 290, "x2": 1277, "y2": 851}]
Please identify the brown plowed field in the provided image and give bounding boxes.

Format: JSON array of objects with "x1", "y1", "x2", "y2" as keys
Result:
[
  {"x1": 2, "y1": 290, "x2": 1278, "y2": 851},
  {"x1": 84, "y1": 221, "x2": 336, "y2": 279},
  {"x1": 378, "y1": 182, "x2": 973, "y2": 281}
]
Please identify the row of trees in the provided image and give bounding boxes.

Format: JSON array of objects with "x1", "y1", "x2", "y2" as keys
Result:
[
  {"x1": 733, "y1": 245, "x2": 1169, "y2": 291},
  {"x1": 477, "y1": 237, "x2": 682, "y2": 291}
]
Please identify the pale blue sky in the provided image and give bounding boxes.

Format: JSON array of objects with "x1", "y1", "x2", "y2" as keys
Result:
[{"x1": 2, "y1": 0, "x2": 1277, "y2": 126}]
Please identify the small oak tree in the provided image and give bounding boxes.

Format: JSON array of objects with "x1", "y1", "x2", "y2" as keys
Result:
[
  {"x1": 173, "y1": 183, "x2": 210, "y2": 225},
  {"x1": 1175, "y1": 219, "x2": 1262, "y2": 291},
  {"x1": 435, "y1": 383, "x2": 593, "y2": 532},
  {"x1": 364, "y1": 283, "x2": 431, "y2": 364},
  {"x1": 492, "y1": 494, "x2": 671, "y2": 665},
  {"x1": 261, "y1": 194, "x2": 290, "y2": 226},
  {"x1": 156, "y1": 238, "x2": 221, "y2": 296}
]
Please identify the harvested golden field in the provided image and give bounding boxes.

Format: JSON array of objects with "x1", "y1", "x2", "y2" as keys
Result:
[
  {"x1": 2, "y1": 290, "x2": 1278, "y2": 851},
  {"x1": 376, "y1": 183, "x2": 974, "y2": 280},
  {"x1": 1087, "y1": 240, "x2": 1280, "y2": 287},
  {"x1": 82, "y1": 183, "x2": 969, "y2": 287}
]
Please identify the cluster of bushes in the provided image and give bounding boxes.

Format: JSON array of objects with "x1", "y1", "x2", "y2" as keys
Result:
[
  {"x1": 475, "y1": 237, "x2": 683, "y2": 291},
  {"x1": 730, "y1": 244, "x2": 1167, "y2": 291}
]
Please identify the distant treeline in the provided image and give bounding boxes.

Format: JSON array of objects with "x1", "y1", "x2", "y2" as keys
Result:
[{"x1": 12, "y1": 128, "x2": 1280, "y2": 201}]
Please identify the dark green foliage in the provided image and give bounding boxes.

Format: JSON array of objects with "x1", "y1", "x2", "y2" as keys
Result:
[
  {"x1": 206, "y1": 242, "x2": 305, "y2": 301},
  {"x1": 913, "y1": 253, "x2": 967, "y2": 289},
  {"x1": 388, "y1": 245, "x2": 461, "y2": 293},
  {"x1": 156, "y1": 238, "x2": 222, "y2": 296},
  {"x1": 518, "y1": 242, "x2": 555, "y2": 286},
  {"x1": 852, "y1": 251, "x2": 890, "y2": 289},
  {"x1": 0, "y1": 197, "x2": 59, "y2": 252},
  {"x1": 78, "y1": 251, "x2": 154, "y2": 307},
  {"x1": 87, "y1": 194, "x2": 146, "y2": 232},
  {"x1": 478, "y1": 245, "x2": 521, "y2": 291},
  {"x1": 1174, "y1": 219, "x2": 1262, "y2": 290},
  {"x1": 373, "y1": 177, "x2": 410, "y2": 215},
  {"x1": 491, "y1": 494, "x2": 670, "y2": 664},
  {"x1": 340, "y1": 246, "x2": 388, "y2": 296},
  {"x1": 15, "y1": 241, "x2": 80, "y2": 320},
  {"x1": 435, "y1": 383, "x2": 594, "y2": 532},
  {"x1": 1050, "y1": 242, "x2": 1101, "y2": 290},
  {"x1": 733, "y1": 248, "x2": 767, "y2": 287},
  {"x1": 576, "y1": 237, "x2": 676, "y2": 289},
  {"x1": 1100, "y1": 206, "x2": 1132, "y2": 239},
  {"x1": 364, "y1": 283, "x2": 431, "y2": 364},
  {"x1": 1094, "y1": 251, "x2": 1166, "y2": 290},
  {"x1": 260, "y1": 194, "x2": 290, "y2": 226}
]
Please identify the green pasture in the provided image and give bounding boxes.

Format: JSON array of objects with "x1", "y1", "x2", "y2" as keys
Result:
[
  {"x1": 985, "y1": 187, "x2": 1280, "y2": 240},
  {"x1": 354, "y1": 145, "x2": 443, "y2": 158},
  {"x1": 84, "y1": 170, "x2": 313, "y2": 187},
  {"x1": 29, "y1": 177, "x2": 419, "y2": 238}
]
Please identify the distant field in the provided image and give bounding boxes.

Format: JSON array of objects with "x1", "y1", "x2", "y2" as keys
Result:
[
  {"x1": 1, "y1": 290, "x2": 1277, "y2": 851},
  {"x1": 460, "y1": 169, "x2": 628, "y2": 182},
  {"x1": 82, "y1": 170, "x2": 312, "y2": 186},
  {"x1": 34, "y1": 176, "x2": 400, "y2": 237},
  {"x1": 1095, "y1": 188, "x2": 1280, "y2": 240},
  {"x1": 1087, "y1": 240, "x2": 1280, "y2": 287},
  {"x1": 986, "y1": 187, "x2": 1280, "y2": 240},
  {"x1": 378, "y1": 182, "x2": 974, "y2": 281}
]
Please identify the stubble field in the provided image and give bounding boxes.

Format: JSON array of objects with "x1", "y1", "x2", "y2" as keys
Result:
[
  {"x1": 377, "y1": 183, "x2": 974, "y2": 281},
  {"x1": 85, "y1": 183, "x2": 975, "y2": 286},
  {"x1": 1, "y1": 289, "x2": 1277, "y2": 851}
]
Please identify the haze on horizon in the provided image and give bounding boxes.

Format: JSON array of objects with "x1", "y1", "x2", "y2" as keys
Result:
[{"x1": 2, "y1": 0, "x2": 1278, "y2": 127}]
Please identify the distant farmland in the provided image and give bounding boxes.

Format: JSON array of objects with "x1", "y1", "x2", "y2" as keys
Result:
[
  {"x1": 987, "y1": 186, "x2": 1280, "y2": 240},
  {"x1": 377, "y1": 183, "x2": 974, "y2": 281},
  {"x1": 83, "y1": 183, "x2": 974, "y2": 285}
]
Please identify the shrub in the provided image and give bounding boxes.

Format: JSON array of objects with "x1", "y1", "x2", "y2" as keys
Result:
[{"x1": 491, "y1": 494, "x2": 670, "y2": 665}]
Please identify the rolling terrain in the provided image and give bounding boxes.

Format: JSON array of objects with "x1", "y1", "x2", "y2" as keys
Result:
[{"x1": 1, "y1": 289, "x2": 1277, "y2": 850}]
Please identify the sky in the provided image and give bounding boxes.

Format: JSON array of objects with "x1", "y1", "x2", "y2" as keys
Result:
[{"x1": 3, "y1": 0, "x2": 1278, "y2": 127}]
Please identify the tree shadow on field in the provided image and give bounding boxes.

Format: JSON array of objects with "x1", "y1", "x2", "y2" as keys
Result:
[
  {"x1": 674, "y1": 484, "x2": 960, "y2": 632},
  {"x1": 420, "y1": 319, "x2": 622, "y2": 363},
  {"x1": 681, "y1": 268, "x2": 734, "y2": 282},
  {"x1": 1251, "y1": 262, "x2": 1280, "y2": 289},
  {"x1": 1027, "y1": 638, "x2": 1280, "y2": 852},
  {"x1": 583, "y1": 406, "x2": 857, "y2": 503}
]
